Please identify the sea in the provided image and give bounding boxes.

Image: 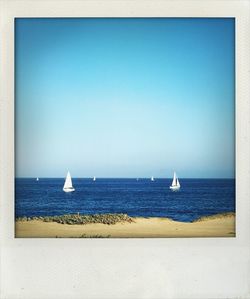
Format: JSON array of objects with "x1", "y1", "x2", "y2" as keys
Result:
[{"x1": 15, "y1": 178, "x2": 235, "y2": 222}]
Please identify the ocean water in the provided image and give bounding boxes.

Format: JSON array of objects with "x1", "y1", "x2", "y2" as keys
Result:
[{"x1": 15, "y1": 178, "x2": 235, "y2": 222}]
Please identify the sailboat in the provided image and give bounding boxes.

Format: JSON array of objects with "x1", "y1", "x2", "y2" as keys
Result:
[
  {"x1": 170, "y1": 172, "x2": 180, "y2": 191},
  {"x1": 36, "y1": 177, "x2": 39, "y2": 181},
  {"x1": 151, "y1": 176, "x2": 154, "y2": 181},
  {"x1": 93, "y1": 176, "x2": 96, "y2": 181},
  {"x1": 63, "y1": 171, "x2": 75, "y2": 192}
]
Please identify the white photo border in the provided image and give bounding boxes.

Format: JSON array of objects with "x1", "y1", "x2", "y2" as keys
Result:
[{"x1": 0, "y1": 1, "x2": 250, "y2": 298}]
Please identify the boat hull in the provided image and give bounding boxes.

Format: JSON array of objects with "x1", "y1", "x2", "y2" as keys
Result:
[
  {"x1": 63, "y1": 188, "x2": 75, "y2": 192},
  {"x1": 170, "y1": 186, "x2": 180, "y2": 191}
]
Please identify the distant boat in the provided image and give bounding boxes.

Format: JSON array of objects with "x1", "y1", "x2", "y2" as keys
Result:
[
  {"x1": 170, "y1": 172, "x2": 180, "y2": 191},
  {"x1": 93, "y1": 176, "x2": 96, "y2": 181},
  {"x1": 151, "y1": 176, "x2": 154, "y2": 181},
  {"x1": 36, "y1": 177, "x2": 39, "y2": 181},
  {"x1": 63, "y1": 171, "x2": 75, "y2": 192}
]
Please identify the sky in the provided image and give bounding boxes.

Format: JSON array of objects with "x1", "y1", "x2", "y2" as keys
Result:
[{"x1": 15, "y1": 18, "x2": 235, "y2": 178}]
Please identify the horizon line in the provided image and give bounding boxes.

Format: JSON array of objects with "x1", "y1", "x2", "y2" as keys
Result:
[{"x1": 15, "y1": 177, "x2": 235, "y2": 179}]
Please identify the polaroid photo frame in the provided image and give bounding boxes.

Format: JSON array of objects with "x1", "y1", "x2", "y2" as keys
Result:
[{"x1": 0, "y1": 0, "x2": 250, "y2": 298}]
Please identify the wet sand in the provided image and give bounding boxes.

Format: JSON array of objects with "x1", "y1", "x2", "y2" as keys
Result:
[{"x1": 15, "y1": 214, "x2": 235, "y2": 238}]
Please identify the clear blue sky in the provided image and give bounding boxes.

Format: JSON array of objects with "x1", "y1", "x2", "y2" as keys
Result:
[{"x1": 15, "y1": 18, "x2": 235, "y2": 178}]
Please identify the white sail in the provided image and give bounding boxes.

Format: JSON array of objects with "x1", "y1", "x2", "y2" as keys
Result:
[
  {"x1": 170, "y1": 172, "x2": 180, "y2": 190},
  {"x1": 93, "y1": 176, "x2": 96, "y2": 181},
  {"x1": 151, "y1": 176, "x2": 154, "y2": 181},
  {"x1": 176, "y1": 178, "x2": 180, "y2": 187},
  {"x1": 171, "y1": 172, "x2": 177, "y2": 186},
  {"x1": 36, "y1": 177, "x2": 39, "y2": 181},
  {"x1": 63, "y1": 171, "x2": 75, "y2": 192}
]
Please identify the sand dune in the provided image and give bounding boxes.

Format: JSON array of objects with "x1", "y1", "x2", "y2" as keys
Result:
[{"x1": 15, "y1": 213, "x2": 235, "y2": 238}]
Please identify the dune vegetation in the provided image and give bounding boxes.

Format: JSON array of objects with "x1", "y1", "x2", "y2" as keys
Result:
[{"x1": 16, "y1": 213, "x2": 134, "y2": 225}]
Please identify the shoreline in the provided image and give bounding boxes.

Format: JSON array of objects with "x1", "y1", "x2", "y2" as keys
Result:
[{"x1": 15, "y1": 212, "x2": 235, "y2": 238}]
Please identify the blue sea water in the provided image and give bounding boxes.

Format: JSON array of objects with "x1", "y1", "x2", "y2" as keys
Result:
[{"x1": 15, "y1": 178, "x2": 235, "y2": 222}]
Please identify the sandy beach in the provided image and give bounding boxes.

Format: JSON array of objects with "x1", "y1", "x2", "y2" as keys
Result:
[{"x1": 15, "y1": 213, "x2": 235, "y2": 238}]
